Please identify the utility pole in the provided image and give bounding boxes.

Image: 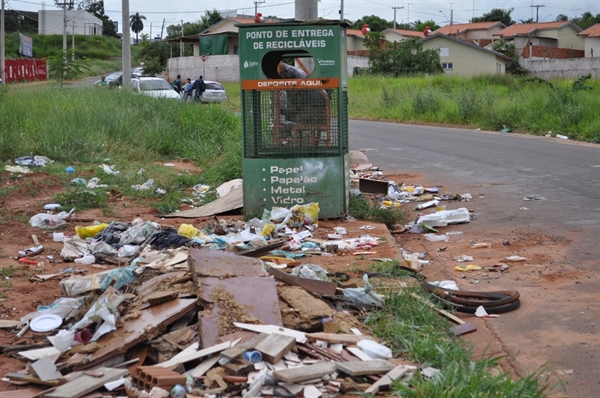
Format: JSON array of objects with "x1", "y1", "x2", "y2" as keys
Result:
[
  {"x1": 1, "y1": 0, "x2": 5, "y2": 84},
  {"x1": 340, "y1": 0, "x2": 344, "y2": 21},
  {"x1": 392, "y1": 6, "x2": 404, "y2": 29},
  {"x1": 71, "y1": 21, "x2": 75, "y2": 61},
  {"x1": 295, "y1": 0, "x2": 317, "y2": 21},
  {"x1": 254, "y1": 0, "x2": 265, "y2": 16},
  {"x1": 122, "y1": 0, "x2": 131, "y2": 89},
  {"x1": 56, "y1": 1, "x2": 72, "y2": 76},
  {"x1": 160, "y1": 18, "x2": 165, "y2": 39},
  {"x1": 149, "y1": 23, "x2": 152, "y2": 40},
  {"x1": 180, "y1": 19, "x2": 183, "y2": 57},
  {"x1": 450, "y1": 3, "x2": 454, "y2": 25},
  {"x1": 530, "y1": 4, "x2": 546, "y2": 22}
]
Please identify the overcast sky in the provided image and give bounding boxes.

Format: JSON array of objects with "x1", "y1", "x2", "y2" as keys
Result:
[{"x1": 9, "y1": 0, "x2": 600, "y2": 35}]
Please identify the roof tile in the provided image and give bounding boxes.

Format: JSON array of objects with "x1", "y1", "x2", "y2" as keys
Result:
[
  {"x1": 494, "y1": 21, "x2": 572, "y2": 37},
  {"x1": 578, "y1": 23, "x2": 600, "y2": 37}
]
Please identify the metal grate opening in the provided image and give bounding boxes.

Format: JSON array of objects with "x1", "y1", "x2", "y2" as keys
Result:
[{"x1": 242, "y1": 88, "x2": 342, "y2": 158}]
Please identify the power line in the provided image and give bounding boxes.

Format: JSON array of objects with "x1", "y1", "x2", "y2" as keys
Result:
[{"x1": 530, "y1": 4, "x2": 546, "y2": 22}]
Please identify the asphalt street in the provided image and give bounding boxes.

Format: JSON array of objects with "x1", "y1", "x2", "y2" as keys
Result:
[{"x1": 349, "y1": 120, "x2": 600, "y2": 397}]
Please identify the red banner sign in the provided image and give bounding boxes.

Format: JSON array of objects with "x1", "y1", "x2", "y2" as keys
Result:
[{"x1": 4, "y1": 59, "x2": 48, "y2": 83}]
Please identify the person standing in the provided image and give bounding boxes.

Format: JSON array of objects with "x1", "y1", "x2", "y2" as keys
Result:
[
  {"x1": 181, "y1": 78, "x2": 194, "y2": 102},
  {"x1": 171, "y1": 74, "x2": 182, "y2": 94},
  {"x1": 192, "y1": 75, "x2": 205, "y2": 102}
]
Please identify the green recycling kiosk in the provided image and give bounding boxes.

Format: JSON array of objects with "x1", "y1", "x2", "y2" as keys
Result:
[{"x1": 238, "y1": 20, "x2": 350, "y2": 218}]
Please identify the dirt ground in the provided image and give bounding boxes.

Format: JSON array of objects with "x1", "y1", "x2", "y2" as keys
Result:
[{"x1": 0, "y1": 166, "x2": 595, "y2": 396}]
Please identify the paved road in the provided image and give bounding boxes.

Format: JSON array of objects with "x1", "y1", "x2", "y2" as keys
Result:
[{"x1": 349, "y1": 120, "x2": 599, "y2": 397}]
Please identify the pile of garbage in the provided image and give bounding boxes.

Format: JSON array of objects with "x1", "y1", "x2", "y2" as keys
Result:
[{"x1": 2, "y1": 201, "x2": 433, "y2": 398}]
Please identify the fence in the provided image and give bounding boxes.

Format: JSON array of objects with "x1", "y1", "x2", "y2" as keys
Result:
[{"x1": 3, "y1": 59, "x2": 48, "y2": 82}]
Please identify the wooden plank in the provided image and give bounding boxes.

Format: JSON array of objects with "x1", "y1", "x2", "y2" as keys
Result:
[
  {"x1": 234, "y1": 323, "x2": 307, "y2": 344},
  {"x1": 0, "y1": 320, "x2": 21, "y2": 328},
  {"x1": 336, "y1": 359, "x2": 395, "y2": 376},
  {"x1": 410, "y1": 293, "x2": 466, "y2": 325},
  {"x1": 44, "y1": 367, "x2": 128, "y2": 398},
  {"x1": 268, "y1": 268, "x2": 337, "y2": 296},
  {"x1": 0, "y1": 389, "x2": 38, "y2": 398},
  {"x1": 273, "y1": 361, "x2": 337, "y2": 383},
  {"x1": 155, "y1": 340, "x2": 237, "y2": 368},
  {"x1": 254, "y1": 333, "x2": 296, "y2": 364},
  {"x1": 6, "y1": 373, "x2": 59, "y2": 387},
  {"x1": 306, "y1": 333, "x2": 371, "y2": 345},
  {"x1": 30, "y1": 356, "x2": 62, "y2": 381},
  {"x1": 364, "y1": 365, "x2": 414, "y2": 394},
  {"x1": 220, "y1": 333, "x2": 268, "y2": 362},
  {"x1": 346, "y1": 346, "x2": 373, "y2": 361},
  {"x1": 186, "y1": 354, "x2": 220, "y2": 378}
]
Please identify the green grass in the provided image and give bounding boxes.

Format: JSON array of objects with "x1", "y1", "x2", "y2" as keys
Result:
[
  {"x1": 349, "y1": 195, "x2": 408, "y2": 229},
  {"x1": 368, "y1": 287, "x2": 551, "y2": 397},
  {"x1": 349, "y1": 75, "x2": 600, "y2": 142}
]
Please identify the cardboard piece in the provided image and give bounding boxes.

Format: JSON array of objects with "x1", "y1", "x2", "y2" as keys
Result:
[
  {"x1": 30, "y1": 356, "x2": 62, "y2": 381},
  {"x1": 191, "y1": 248, "x2": 267, "y2": 278},
  {"x1": 164, "y1": 186, "x2": 243, "y2": 218}
]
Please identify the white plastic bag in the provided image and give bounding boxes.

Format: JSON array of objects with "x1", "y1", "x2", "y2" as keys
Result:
[{"x1": 74, "y1": 254, "x2": 96, "y2": 265}]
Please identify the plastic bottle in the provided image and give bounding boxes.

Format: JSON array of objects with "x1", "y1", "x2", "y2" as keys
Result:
[
  {"x1": 185, "y1": 375, "x2": 195, "y2": 393},
  {"x1": 357, "y1": 339, "x2": 392, "y2": 359}
]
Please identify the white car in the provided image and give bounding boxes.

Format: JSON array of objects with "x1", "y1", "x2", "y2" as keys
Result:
[
  {"x1": 131, "y1": 77, "x2": 180, "y2": 99},
  {"x1": 201, "y1": 81, "x2": 227, "y2": 103}
]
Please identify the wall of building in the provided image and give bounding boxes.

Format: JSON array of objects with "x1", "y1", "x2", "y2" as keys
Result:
[
  {"x1": 520, "y1": 57, "x2": 600, "y2": 79},
  {"x1": 522, "y1": 45, "x2": 585, "y2": 59},
  {"x1": 38, "y1": 10, "x2": 102, "y2": 35},
  {"x1": 167, "y1": 54, "x2": 369, "y2": 82},
  {"x1": 422, "y1": 36, "x2": 503, "y2": 76},
  {"x1": 557, "y1": 27, "x2": 585, "y2": 50},
  {"x1": 583, "y1": 37, "x2": 600, "y2": 57}
]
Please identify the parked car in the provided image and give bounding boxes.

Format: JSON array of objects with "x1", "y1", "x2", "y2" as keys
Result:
[
  {"x1": 200, "y1": 81, "x2": 227, "y2": 103},
  {"x1": 94, "y1": 72, "x2": 139, "y2": 87},
  {"x1": 132, "y1": 66, "x2": 145, "y2": 76},
  {"x1": 131, "y1": 77, "x2": 181, "y2": 99}
]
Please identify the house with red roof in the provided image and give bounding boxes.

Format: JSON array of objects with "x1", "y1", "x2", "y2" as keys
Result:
[
  {"x1": 432, "y1": 22, "x2": 506, "y2": 47},
  {"x1": 346, "y1": 29, "x2": 368, "y2": 55},
  {"x1": 578, "y1": 23, "x2": 600, "y2": 57},
  {"x1": 493, "y1": 21, "x2": 584, "y2": 59},
  {"x1": 381, "y1": 28, "x2": 425, "y2": 43}
]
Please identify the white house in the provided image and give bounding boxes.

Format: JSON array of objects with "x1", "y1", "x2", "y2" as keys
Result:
[{"x1": 38, "y1": 10, "x2": 103, "y2": 36}]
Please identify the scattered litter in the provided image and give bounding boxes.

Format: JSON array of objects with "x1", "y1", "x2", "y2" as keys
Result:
[
  {"x1": 5, "y1": 165, "x2": 32, "y2": 173},
  {"x1": 333, "y1": 226, "x2": 347, "y2": 235},
  {"x1": 30, "y1": 314, "x2": 63, "y2": 332},
  {"x1": 415, "y1": 200, "x2": 439, "y2": 210},
  {"x1": 446, "y1": 231, "x2": 464, "y2": 242},
  {"x1": 429, "y1": 280, "x2": 459, "y2": 290},
  {"x1": 520, "y1": 207, "x2": 529, "y2": 210},
  {"x1": 131, "y1": 178, "x2": 154, "y2": 190},
  {"x1": 454, "y1": 255, "x2": 474, "y2": 263},
  {"x1": 291, "y1": 264, "x2": 328, "y2": 281},
  {"x1": 555, "y1": 134, "x2": 568, "y2": 140},
  {"x1": 471, "y1": 242, "x2": 492, "y2": 248},
  {"x1": 357, "y1": 339, "x2": 392, "y2": 359},
  {"x1": 500, "y1": 125, "x2": 511, "y2": 132},
  {"x1": 344, "y1": 274, "x2": 384, "y2": 306},
  {"x1": 523, "y1": 195, "x2": 545, "y2": 201},
  {"x1": 460, "y1": 193, "x2": 472, "y2": 202},
  {"x1": 475, "y1": 306, "x2": 500, "y2": 318},
  {"x1": 359, "y1": 225, "x2": 376, "y2": 230},
  {"x1": 416, "y1": 208, "x2": 470, "y2": 228},
  {"x1": 29, "y1": 208, "x2": 76, "y2": 229},
  {"x1": 99, "y1": 164, "x2": 120, "y2": 174},
  {"x1": 71, "y1": 177, "x2": 87, "y2": 185},
  {"x1": 43, "y1": 203, "x2": 62, "y2": 210},
  {"x1": 14, "y1": 155, "x2": 53, "y2": 167},
  {"x1": 455, "y1": 265, "x2": 481, "y2": 272},
  {"x1": 556, "y1": 369, "x2": 574, "y2": 376},
  {"x1": 65, "y1": 166, "x2": 75, "y2": 173},
  {"x1": 502, "y1": 241, "x2": 511, "y2": 246},
  {"x1": 425, "y1": 233, "x2": 447, "y2": 242},
  {"x1": 486, "y1": 264, "x2": 510, "y2": 272},
  {"x1": 505, "y1": 255, "x2": 527, "y2": 262},
  {"x1": 420, "y1": 366, "x2": 441, "y2": 379}
]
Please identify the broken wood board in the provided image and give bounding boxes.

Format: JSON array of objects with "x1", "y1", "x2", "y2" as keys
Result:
[
  {"x1": 0, "y1": 390, "x2": 39, "y2": 398},
  {"x1": 359, "y1": 178, "x2": 389, "y2": 194},
  {"x1": 238, "y1": 238, "x2": 286, "y2": 258},
  {"x1": 0, "y1": 319, "x2": 21, "y2": 329},
  {"x1": 254, "y1": 333, "x2": 296, "y2": 364},
  {"x1": 73, "y1": 299, "x2": 196, "y2": 370},
  {"x1": 410, "y1": 293, "x2": 476, "y2": 335},
  {"x1": 191, "y1": 248, "x2": 267, "y2": 278},
  {"x1": 221, "y1": 333, "x2": 268, "y2": 362},
  {"x1": 30, "y1": 356, "x2": 62, "y2": 381},
  {"x1": 18, "y1": 346, "x2": 61, "y2": 361},
  {"x1": 135, "y1": 271, "x2": 187, "y2": 297},
  {"x1": 273, "y1": 361, "x2": 337, "y2": 383},
  {"x1": 164, "y1": 186, "x2": 243, "y2": 218},
  {"x1": 186, "y1": 354, "x2": 221, "y2": 378},
  {"x1": 306, "y1": 333, "x2": 371, "y2": 345},
  {"x1": 364, "y1": 365, "x2": 415, "y2": 394},
  {"x1": 346, "y1": 346, "x2": 373, "y2": 361},
  {"x1": 44, "y1": 367, "x2": 128, "y2": 398},
  {"x1": 155, "y1": 340, "x2": 236, "y2": 369},
  {"x1": 162, "y1": 326, "x2": 197, "y2": 350},
  {"x1": 234, "y1": 323, "x2": 307, "y2": 344},
  {"x1": 336, "y1": 359, "x2": 395, "y2": 376},
  {"x1": 269, "y1": 268, "x2": 337, "y2": 296},
  {"x1": 200, "y1": 276, "x2": 282, "y2": 347},
  {"x1": 146, "y1": 290, "x2": 178, "y2": 306},
  {"x1": 6, "y1": 373, "x2": 59, "y2": 387}
]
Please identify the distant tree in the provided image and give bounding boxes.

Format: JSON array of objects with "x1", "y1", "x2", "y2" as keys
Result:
[
  {"x1": 129, "y1": 12, "x2": 146, "y2": 45},
  {"x1": 394, "y1": 22, "x2": 413, "y2": 30},
  {"x1": 47, "y1": 50, "x2": 91, "y2": 87},
  {"x1": 200, "y1": 9, "x2": 224, "y2": 30},
  {"x1": 555, "y1": 14, "x2": 569, "y2": 21},
  {"x1": 519, "y1": 18, "x2": 535, "y2": 24},
  {"x1": 365, "y1": 34, "x2": 443, "y2": 76},
  {"x1": 472, "y1": 8, "x2": 515, "y2": 26},
  {"x1": 138, "y1": 41, "x2": 170, "y2": 74},
  {"x1": 165, "y1": 10, "x2": 223, "y2": 39},
  {"x1": 351, "y1": 15, "x2": 393, "y2": 32},
  {"x1": 413, "y1": 20, "x2": 440, "y2": 32},
  {"x1": 492, "y1": 38, "x2": 527, "y2": 76},
  {"x1": 5, "y1": 12, "x2": 38, "y2": 34},
  {"x1": 573, "y1": 11, "x2": 600, "y2": 30}
]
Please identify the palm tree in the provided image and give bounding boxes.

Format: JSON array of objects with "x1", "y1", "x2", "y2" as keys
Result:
[{"x1": 129, "y1": 12, "x2": 146, "y2": 45}]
